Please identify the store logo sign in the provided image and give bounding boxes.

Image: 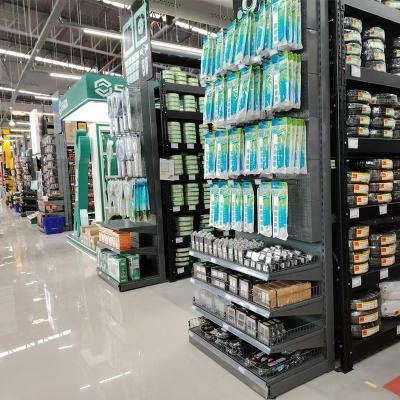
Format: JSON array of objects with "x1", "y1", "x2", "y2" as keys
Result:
[{"x1": 94, "y1": 78, "x2": 113, "y2": 97}]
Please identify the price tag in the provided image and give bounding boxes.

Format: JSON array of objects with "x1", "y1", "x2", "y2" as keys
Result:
[
  {"x1": 352, "y1": 276, "x2": 362, "y2": 288},
  {"x1": 255, "y1": 179, "x2": 262, "y2": 185},
  {"x1": 187, "y1": 144, "x2": 194, "y2": 149},
  {"x1": 189, "y1": 205, "x2": 196, "y2": 211},
  {"x1": 397, "y1": 325, "x2": 400, "y2": 335},
  {"x1": 177, "y1": 267, "x2": 185, "y2": 274},
  {"x1": 171, "y1": 143, "x2": 179, "y2": 149},
  {"x1": 222, "y1": 323, "x2": 229, "y2": 331},
  {"x1": 238, "y1": 366, "x2": 245, "y2": 375},
  {"x1": 348, "y1": 138, "x2": 358, "y2": 149},
  {"x1": 349, "y1": 208, "x2": 359, "y2": 219},
  {"x1": 176, "y1": 237, "x2": 183, "y2": 244},
  {"x1": 173, "y1": 206, "x2": 181, "y2": 212},
  {"x1": 205, "y1": 204, "x2": 210, "y2": 209},
  {"x1": 189, "y1": 175, "x2": 196, "y2": 180},
  {"x1": 210, "y1": 257, "x2": 217, "y2": 264},
  {"x1": 189, "y1": 251, "x2": 193, "y2": 256},
  {"x1": 379, "y1": 204, "x2": 388, "y2": 215},
  {"x1": 351, "y1": 65, "x2": 361, "y2": 78},
  {"x1": 380, "y1": 268, "x2": 389, "y2": 280}
]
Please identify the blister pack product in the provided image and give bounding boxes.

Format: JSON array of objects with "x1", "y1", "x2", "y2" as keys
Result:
[
  {"x1": 204, "y1": 132, "x2": 216, "y2": 179},
  {"x1": 244, "y1": 125, "x2": 259, "y2": 175},
  {"x1": 258, "y1": 120, "x2": 272, "y2": 174},
  {"x1": 223, "y1": 21, "x2": 237, "y2": 71},
  {"x1": 238, "y1": 66, "x2": 252, "y2": 122},
  {"x1": 226, "y1": 71, "x2": 240, "y2": 124},
  {"x1": 235, "y1": 13, "x2": 250, "y2": 66},
  {"x1": 262, "y1": 60, "x2": 274, "y2": 116},
  {"x1": 204, "y1": 83, "x2": 215, "y2": 124},
  {"x1": 242, "y1": 181, "x2": 255, "y2": 233},
  {"x1": 214, "y1": 77, "x2": 226, "y2": 127},
  {"x1": 258, "y1": 182, "x2": 272, "y2": 237},
  {"x1": 218, "y1": 182, "x2": 232, "y2": 230},
  {"x1": 229, "y1": 128, "x2": 244, "y2": 177},
  {"x1": 215, "y1": 29, "x2": 225, "y2": 76},
  {"x1": 231, "y1": 182, "x2": 244, "y2": 231},
  {"x1": 215, "y1": 129, "x2": 229, "y2": 179},
  {"x1": 271, "y1": 182, "x2": 288, "y2": 240}
]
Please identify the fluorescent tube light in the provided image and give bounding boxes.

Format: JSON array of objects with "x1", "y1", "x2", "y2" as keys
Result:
[
  {"x1": 83, "y1": 28, "x2": 122, "y2": 40},
  {"x1": 10, "y1": 128, "x2": 29, "y2": 133},
  {"x1": 50, "y1": 72, "x2": 81, "y2": 80},
  {"x1": 175, "y1": 20, "x2": 217, "y2": 38},
  {"x1": 0, "y1": 86, "x2": 14, "y2": 92},
  {"x1": 16, "y1": 122, "x2": 30, "y2": 126},
  {"x1": 151, "y1": 40, "x2": 202, "y2": 57},
  {"x1": 101, "y1": 0, "x2": 128, "y2": 9},
  {"x1": 35, "y1": 95, "x2": 58, "y2": 101},
  {"x1": 20, "y1": 89, "x2": 51, "y2": 96}
]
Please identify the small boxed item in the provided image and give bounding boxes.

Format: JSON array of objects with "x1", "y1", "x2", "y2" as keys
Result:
[
  {"x1": 235, "y1": 308, "x2": 248, "y2": 331},
  {"x1": 239, "y1": 278, "x2": 252, "y2": 300},
  {"x1": 227, "y1": 305, "x2": 236, "y2": 325},
  {"x1": 228, "y1": 274, "x2": 240, "y2": 295},
  {"x1": 246, "y1": 315, "x2": 258, "y2": 338}
]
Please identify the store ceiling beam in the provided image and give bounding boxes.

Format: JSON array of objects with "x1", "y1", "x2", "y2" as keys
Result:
[{"x1": 10, "y1": 0, "x2": 68, "y2": 106}]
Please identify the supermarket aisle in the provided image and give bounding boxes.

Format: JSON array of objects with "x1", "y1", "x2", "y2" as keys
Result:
[{"x1": 0, "y1": 203, "x2": 399, "y2": 400}]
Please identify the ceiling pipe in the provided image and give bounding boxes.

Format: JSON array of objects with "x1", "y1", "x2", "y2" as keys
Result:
[{"x1": 153, "y1": 17, "x2": 178, "y2": 39}]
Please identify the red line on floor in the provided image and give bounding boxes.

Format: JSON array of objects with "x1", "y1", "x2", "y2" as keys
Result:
[{"x1": 384, "y1": 376, "x2": 400, "y2": 396}]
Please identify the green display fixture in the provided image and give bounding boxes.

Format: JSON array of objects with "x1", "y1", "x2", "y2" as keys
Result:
[{"x1": 74, "y1": 130, "x2": 91, "y2": 236}]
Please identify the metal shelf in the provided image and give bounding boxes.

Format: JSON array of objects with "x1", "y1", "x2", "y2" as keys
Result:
[
  {"x1": 191, "y1": 278, "x2": 323, "y2": 318},
  {"x1": 192, "y1": 304, "x2": 324, "y2": 354},
  {"x1": 347, "y1": 202, "x2": 400, "y2": 222},
  {"x1": 344, "y1": 0, "x2": 400, "y2": 26},
  {"x1": 165, "y1": 110, "x2": 203, "y2": 122},
  {"x1": 351, "y1": 265, "x2": 400, "y2": 291},
  {"x1": 347, "y1": 138, "x2": 400, "y2": 155},
  {"x1": 346, "y1": 66, "x2": 400, "y2": 92},
  {"x1": 164, "y1": 83, "x2": 204, "y2": 96},
  {"x1": 171, "y1": 204, "x2": 210, "y2": 214},
  {"x1": 97, "y1": 242, "x2": 157, "y2": 256},
  {"x1": 99, "y1": 220, "x2": 157, "y2": 234},
  {"x1": 190, "y1": 250, "x2": 322, "y2": 281},
  {"x1": 168, "y1": 142, "x2": 203, "y2": 152}
]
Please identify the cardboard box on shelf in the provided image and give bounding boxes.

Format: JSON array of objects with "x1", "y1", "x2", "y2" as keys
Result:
[{"x1": 65, "y1": 122, "x2": 77, "y2": 144}]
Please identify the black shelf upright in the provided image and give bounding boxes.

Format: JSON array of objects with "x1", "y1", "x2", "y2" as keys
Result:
[
  {"x1": 158, "y1": 79, "x2": 208, "y2": 282},
  {"x1": 331, "y1": 0, "x2": 400, "y2": 373}
]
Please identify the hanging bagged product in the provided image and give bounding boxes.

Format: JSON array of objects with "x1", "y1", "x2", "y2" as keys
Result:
[
  {"x1": 271, "y1": 182, "x2": 288, "y2": 240},
  {"x1": 210, "y1": 183, "x2": 220, "y2": 227},
  {"x1": 261, "y1": 60, "x2": 274, "y2": 117},
  {"x1": 215, "y1": 129, "x2": 229, "y2": 179},
  {"x1": 234, "y1": 12, "x2": 250, "y2": 66},
  {"x1": 204, "y1": 131, "x2": 216, "y2": 179},
  {"x1": 257, "y1": 0, "x2": 272, "y2": 57},
  {"x1": 272, "y1": 0, "x2": 288, "y2": 51},
  {"x1": 258, "y1": 120, "x2": 272, "y2": 174},
  {"x1": 223, "y1": 20, "x2": 237, "y2": 71},
  {"x1": 237, "y1": 66, "x2": 252, "y2": 122},
  {"x1": 271, "y1": 118, "x2": 287, "y2": 173},
  {"x1": 214, "y1": 77, "x2": 226, "y2": 127},
  {"x1": 226, "y1": 71, "x2": 240, "y2": 124},
  {"x1": 242, "y1": 181, "x2": 255, "y2": 233},
  {"x1": 231, "y1": 182, "x2": 244, "y2": 231},
  {"x1": 258, "y1": 182, "x2": 272, "y2": 237},
  {"x1": 300, "y1": 119, "x2": 307, "y2": 174},
  {"x1": 243, "y1": 12, "x2": 255, "y2": 64},
  {"x1": 252, "y1": 66, "x2": 262, "y2": 121},
  {"x1": 229, "y1": 128, "x2": 244, "y2": 177},
  {"x1": 204, "y1": 83, "x2": 215, "y2": 124},
  {"x1": 218, "y1": 182, "x2": 232, "y2": 230},
  {"x1": 116, "y1": 137, "x2": 127, "y2": 177},
  {"x1": 215, "y1": 29, "x2": 225, "y2": 76},
  {"x1": 200, "y1": 36, "x2": 211, "y2": 83},
  {"x1": 244, "y1": 124, "x2": 259, "y2": 175}
]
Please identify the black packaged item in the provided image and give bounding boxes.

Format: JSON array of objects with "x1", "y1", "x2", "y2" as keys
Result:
[
  {"x1": 346, "y1": 43, "x2": 362, "y2": 56},
  {"x1": 347, "y1": 115, "x2": 370, "y2": 127},
  {"x1": 371, "y1": 106, "x2": 395, "y2": 118},
  {"x1": 347, "y1": 90, "x2": 372, "y2": 104},
  {"x1": 363, "y1": 48, "x2": 385, "y2": 61},
  {"x1": 395, "y1": 120, "x2": 400, "y2": 130},
  {"x1": 389, "y1": 59, "x2": 400, "y2": 70},
  {"x1": 369, "y1": 169, "x2": 394, "y2": 182},
  {"x1": 393, "y1": 180, "x2": 400, "y2": 190},
  {"x1": 370, "y1": 255, "x2": 395, "y2": 267},
  {"x1": 371, "y1": 93, "x2": 398, "y2": 107},
  {"x1": 363, "y1": 27, "x2": 385, "y2": 41},
  {"x1": 349, "y1": 249, "x2": 370, "y2": 264},
  {"x1": 349, "y1": 225, "x2": 370, "y2": 239},
  {"x1": 344, "y1": 29, "x2": 362, "y2": 44},
  {"x1": 346, "y1": 55, "x2": 361, "y2": 67},
  {"x1": 347, "y1": 171, "x2": 371, "y2": 183},
  {"x1": 364, "y1": 61, "x2": 386, "y2": 72},
  {"x1": 344, "y1": 17, "x2": 362, "y2": 33},
  {"x1": 369, "y1": 182, "x2": 394, "y2": 192},
  {"x1": 359, "y1": 159, "x2": 393, "y2": 169},
  {"x1": 390, "y1": 48, "x2": 400, "y2": 58},
  {"x1": 392, "y1": 191, "x2": 400, "y2": 201},
  {"x1": 369, "y1": 129, "x2": 393, "y2": 138},
  {"x1": 394, "y1": 170, "x2": 400, "y2": 179},
  {"x1": 347, "y1": 103, "x2": 371, "y2": 116},
  {"x1": 351, "y1": 309, "x2": 380, "y2": 324},
  {"x1": 393, "y1": 37, "x2": 400, "y2": 49},
  {"x1": 370, "y1": 243, "x2": 397, "y2": 257},
  {"x1": 349, "y1": 238, "x2": 369, "y2": 251},
  {"x1": 347, "y1": 127, "x2": 370, "y2": 137},
  {"x1": 347, "y1": 183, "x2": 369, "y2": 195},
  {"x1": 350, "y1": 261, "x2": 369, "y2": 275},
  {"x1": 368, "y1": 192, "x2": 392, "y2": 204},
  {"x1": 370, "y1": 232, "x2": 397, "y2": 246},
  {"x1": 363, "y1": 39, "x2": 385, "y2": 52},
  {"x1": 350, "y1": 290, "x2": 380, "y2": 311},
  {"x1": 351, "y1": 321, "x2": 380, "y2": 338},
  {"x1": 394, "y1": 130, "x2": 400, "y2": 139},
  {"x1": 348, "y1": 195, "x2": 368, "y2": 206}
]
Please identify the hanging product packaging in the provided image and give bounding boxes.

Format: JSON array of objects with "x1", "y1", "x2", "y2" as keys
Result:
[
  {"x1": 252, "y1": 66, "x2": 262, "y2": 121},
  {"x1": 215, "y1": 129, "x2": 229, "y2": 179},
  {"x1": 244, "y1": 124, "x2": 259, "y2": 175},
  {"x1": 208, "y1": 38, "x2": 216, "y2": 79},
  {"x1": 226, "y1": 71, "x2": 240, "y2": 124},
  {"x1": 204, "y1": 83, "x2": 215, "y2": 124},
  {"x1": 271, "y1": 118, "x2": 287, "y2": 173},
  {"x1": 272, "y1": 52, "x2": 290, "y2": 111},
  {"x1": 231, "y1": 182, "x2": 244, "y2": 231},
  {"x1": 258, "y1": 182, "x2": 272, "y2": 237},
  {"x1": 295, "y1": 0, "x2": 303, "y2": 50},
  {"x1": 201, "y1": 37, "x2": 211, "y2": 83},
  {"x1": 124, "y1": 136, "x2": 134, "y2": 178},
  {"x1": 272, "y1": 0, "x2": 288, "y2": 51},
  {"x1": 258, "y1": 120, "x2": 272, "y2": 174},
  {"x1": 295, "y1": 53, "x2": 302, "y2": 109},
  {"x1": 237, "y1": 66, "x2": 252, "y2": 122},
  {"x1": 262, "y1": 60, "x2": 274, "y2": 117},
  {"x1": 234, "y1": 12, "x2": 250, "y2": 66},
  {"x1": 116, "y1": 137, "x2": 127, "y2": 177},
  {"x1": 300, "y1": 119, "x2": 307, "y2": 174},
  {"x1": 223, "y1": 20, "x2": 237, "y2": 71},
  {"x1": 215, "y1": 29, "x2": 225, "y2": 76},
  {"x1": 204, "y1": 132, "x2": 216, "y2": 179},
  {"x1": 229, "y1": 128, "x2": 244, "y2": 177},
  {"x1": 256, "y1": 0, "x2": 272, "y2": 58},
  {"x1": 243, "y1": 12, "x2": 255, "y2": 64},
  {"x1": 214, "y1": 77, "x2": 226, "y2": 127},
  {"x1": 242, "y1": 181, "x2": 255, "y2": 233},
  {"x1": 246, "y1": 67, "x2": 256, "y2": 121},
  {"x1": 210, "y1": 183, "x2": 220, "y2": 227},
  {"x1": 284, "y1": 117, "x2": 294, "y2": 174},
  {"x1": 271, "y1": 182, "x2": 288, "y2": 240},
  {"x1": 218, "y1": 182, "x2": 232, "y2": 230}
]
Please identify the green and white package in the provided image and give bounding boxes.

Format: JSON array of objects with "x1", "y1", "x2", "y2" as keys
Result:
[
  {"x1": 215, "y1": 129, "x2": 229, "y2": 179},
  {"x1": 204, "y1": 132, "x2": 216, "y2": 179},
  {"x1": 214, "y1": 77, "x2": 226, "y2": 127},
  {"x1": 271, "y1": 118, "x2": 287, "y2": 173},
  {"x1": 218, "y1": 182, "x2": 232, "y2": 230},
  {"x1": 234, "y1": 12, "x2": 250, "y2": 66},
  {"x1": 252, "y1": 66, "x2": 262, "y2": 120},
  {"x1": 208, "y1": 37, "x2": 216, "y2": 78},
  {"x1": 284, "y1": 117, "x2": 295, "y2": 174},
  {"x1": 271, "y1": 182, "x2": 288, "y2": 240},
  {"x1": 237, "y1": 66, "x2": 252, "y2": 122},
  {"x1": 226, "y1": 71, "x2": 240, "y2": 124},
  {"x1": 243, "y1": 12, "x2": 255, "y2": 64},
  {"x1": 258, "y1": 121, "x2": 272, "y2": 174},
  {"x1": 261, "y1": 60, "x2": 273, "y2": 116},
  {"x1": 229, "y1": 128, "x2": 244, "y2": 177},
  {"x1": 256, "y1": 0, "x2": 272, "y2": 57},
  {"x1": 300, "y1": 119, "x2": 307, "y2": 174},
  {"x1": 242, "y1": 181, "x2": 255, "y2": 233},
  {"x1": 204, "y1": 83, "x2": 215, "y2": 124},
  {"x1": 258, "y1": 182, "x2": 272, "y2": 237},
  {"x1": 215, "y1": 29, "x2": 225, "y2": 76},
  {"x1": 244, "y1": 125, "x2": 259, "y2": 175},
  {"x1": 210, "y1": 183, "x2": 220, "y2": 227},
  {"x1": 201, "y1": 37, "x2": 211, "y2": 83},
  {"x1": 223, "y1": 20, "x2": 237, "y2": 71},
  {"x1": 295, "y1": 53, "x2": 301, "y2": 109},
  {"x1": 231, "y1": 182, "x2": 243, "y2": 231},
  {"x1": 272, "y1": 52, "x2": 290, "y2": 111},
  {"x1": 272, "y1": 0, "x2": 288, "y2": 51}
]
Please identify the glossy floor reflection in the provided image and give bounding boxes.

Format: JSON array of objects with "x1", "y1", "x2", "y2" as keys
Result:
[{"x1": 0, "y1": 204, "x2": 399, "y2": 400}]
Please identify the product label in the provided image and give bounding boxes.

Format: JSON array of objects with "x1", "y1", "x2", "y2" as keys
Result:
[
  {"x1": 356, "y1": 299, "x2": 378, "y2": 311},
  {"x1": 359, "y1": 311, "x2": 379, "y2": 324},
  {"x1": 362, "y1": 325, "x2": 380, "y2": 337}
]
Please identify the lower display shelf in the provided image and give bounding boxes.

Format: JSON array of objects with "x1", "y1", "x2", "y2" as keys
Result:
[
  {"x1": 97, "y1": 242, "x2": 157, "y2": 256},
  {"x1": 192, "y1": 304, "x2": 324, "y2": 354},
  {"x1": 66, "y1": 233, "x2": 97, "y2": 258},
  {"x1": 189, "y1": 325, "x2": 327, "y2": 399},
  {"x1": 351, "y1": 265, "x2": 400, "y2": 291},
  {"x1": 352, "y1": 317, "x2": 400, "y2": 363},
  {"x1": 96, "y1": 269, "x2": 162, "y2": 292}
]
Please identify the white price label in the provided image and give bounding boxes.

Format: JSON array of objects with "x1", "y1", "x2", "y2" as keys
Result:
[
  {"x1": 380, "y1": 268, "x2": 389, "y2": 280},
  {"x1": 222, "y1": 323, "x2": 229, "y2": 331},
  {"x1": 351, "y1": 65, "x2": 361, "y2": 78},
  {"x1": 225, "y1": 294, "x2": 232, "y2": 301},
  {"x1": 348, "y1": 138, "x2": 359, "y2": 149},
  {"x1": 171, "y1": 143, "x2": 179, "y2": 149},
  {"x1": 349, "y1": 208, "x2": 359, "y2": 219},
  {"x1": 189, "y1": 205, "x2": 196, "y2": 211},
  {"x1": 189, "y1": 251, "x2": 193, "y2": 256},
  {"x1": 189, "y1": 175, "x2": 196, "y2": 180},
  {"x1": 255, "y1": 179, "x2": 262, "y2": 185},
  {"x1": 379, "y1": 204, "x2": 388, "y2": 215},
  {"x1": 397, "y1": 325, "x2": 400, "y2": 335},
  {"x1": 173, "y1": 206, "x2": 181, "y2": 212},
  {"x1": 352, "y1": 276, "x2": 362, "y2": 288},
  {"x1": 210, "y1": 257, "x2": 217, "y2": 264},
  {"x1": 177, "y1": 267, "x2": 185, "y2": 274},
  {"x1": 176, "y1": 237, "x2": 183, "y2": 244},
  {"x1": 187, "y1": 144, "x2": 194, "y2": 149},
  {"x1": 238, "y1": 366, "x2": 245, "y2": 374}
]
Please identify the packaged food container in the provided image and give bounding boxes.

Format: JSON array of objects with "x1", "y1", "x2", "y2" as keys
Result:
[
  {"x1": 370, "y1": 232, "x2": 397, "y2": 246},
  {"x1": 348, "y1": 195, "x2": 368, "y2": 206},
  {"x1": 349, "y1": 226, "x2": 370, "y2": 239},
  {"x1": 347, "y1": 183, "x2": 369, "y2": 195}
]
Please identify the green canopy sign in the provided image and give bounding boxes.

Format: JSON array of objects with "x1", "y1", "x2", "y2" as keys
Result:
[{"x1": 60, "y1": 73, "x2": 125, "y2": 120}]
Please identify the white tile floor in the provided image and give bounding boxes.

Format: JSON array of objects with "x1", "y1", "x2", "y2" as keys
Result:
[{"x1": 0, "y1": 203, "x2": 399, "y2": 400}]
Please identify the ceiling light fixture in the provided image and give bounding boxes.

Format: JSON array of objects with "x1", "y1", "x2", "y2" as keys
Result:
[
  {"x1": 10, "y1": 128, "x2": 30, "y2": 133},
  {"x1": 16, "y1": 122, "x2": 30, "y2": 126},
  {"x1": 0, "y1": 86, "x2": 14, "y2": 92},
  {"x1": 83, "y1": 28, "x2": 122, "y2": 40},
  {"x1": 50, "y1": 72, "x2": 81, "y2": 80},
  {"x1": 101, "y1": 0, "x2": 128, "y2": 9},
  {"x1": 151, "y1": 40, "x2": 203, "y2": 57},
  {"x1": 20, "y1": 89, "x2": 51, "y2": 97},
  {"x1": 175, "y1": 20, "x2": 217, "y2": 38},
  {"x1": 35, "y1": 95, "x2": 58, "y2": 101}
]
